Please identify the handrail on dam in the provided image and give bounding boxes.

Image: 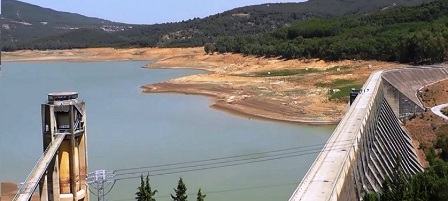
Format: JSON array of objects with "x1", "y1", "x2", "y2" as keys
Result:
[
  {"x1": 289, "y1": 71, "x2": 384, "y2": 201},
  {"x1": 13, "y1": 133, "x2": 67, "y2": 201}
]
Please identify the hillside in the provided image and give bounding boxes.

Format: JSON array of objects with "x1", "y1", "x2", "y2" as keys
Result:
[
  {"x1": 0, "y1": 0, "x2": 129, "y2": 50},
  {"x1": 1, "y1": 0, "x2": 432, "y2": 51},
  {"x1": 130, "y1": 0, "x2": 433, "y2": 47},
  {"x1": 214, "y1": 0, "x2": 448, "y2": 64}
]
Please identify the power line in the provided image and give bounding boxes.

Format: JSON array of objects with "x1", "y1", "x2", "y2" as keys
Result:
[
  {"x1": 87, "y1": 170, "x2": 115, "y2": 201},
  {"x1": 114, "y1": 146, "x2": 350, "y2": 181},
  {"x1": 114, "y1": 143, "x2": 351, "y2": 178},
  {"x1": 113, "y1": 139, "x2": 355, "y2": 174},
  {"x1": 88, "y1": 138, "x2": 356, "y2": 200}
]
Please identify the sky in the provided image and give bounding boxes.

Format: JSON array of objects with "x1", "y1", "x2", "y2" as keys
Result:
[{"x1": 16, "y1": 0, "x2": 306, "y2": 25}]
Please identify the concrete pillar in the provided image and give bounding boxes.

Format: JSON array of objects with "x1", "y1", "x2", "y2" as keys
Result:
[
  {"x1": 39, "y1": 175, "x2": 49, "y2": 201},
  {"x1": 69, "y1": 106, "x2": 77, "y2": 201},
  {"x1": 59, "y1": 141, "x2": 71, "y2": 194},
  {"x1": 78, "y1": 135, "x2": 87, "y2": 192},
  {"x1": 74, "y1": 143, "x2": 80, "y2": 191},
  {"x1": 51, "y1": 157, "x2": 61, "y2": 201}
]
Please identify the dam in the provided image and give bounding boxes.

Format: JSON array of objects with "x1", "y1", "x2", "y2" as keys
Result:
[
  {"x1": 5, "y1": 63, "x2": 448, "y2": 201},
  {"x1": 289, "y1": 67, "x2": 448, "y2": 201}
]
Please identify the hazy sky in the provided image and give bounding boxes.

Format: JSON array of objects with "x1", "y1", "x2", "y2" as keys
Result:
[{"x1": 17, "y1": 0, "x2": 306, "y2": 24}]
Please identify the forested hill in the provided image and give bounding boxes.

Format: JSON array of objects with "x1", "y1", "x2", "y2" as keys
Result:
[
  {"x1": 1, "y1": 0, "x2": 432, "y2": 51},
  {"x1": 213, "y1": 0, "x2": 448, "y2": 64},
  {"x1": 0, "y1": 0, "x2": 131, "y2": 50},
  {"x1": 152, "y1": 0, "x2": 432, "y2": 47}
]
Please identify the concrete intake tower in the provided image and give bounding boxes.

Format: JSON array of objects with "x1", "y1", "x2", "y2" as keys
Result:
[{"x1": 39, "y1": 92, "x2": 89, "y2": 201}]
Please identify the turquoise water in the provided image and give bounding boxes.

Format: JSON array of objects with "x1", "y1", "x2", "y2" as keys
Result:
[{"x1": 0, "y1": 61, "x2": 333, "y2": 201}]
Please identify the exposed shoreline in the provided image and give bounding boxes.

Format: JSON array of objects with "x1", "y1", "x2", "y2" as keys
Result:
[
  {"x1": 141, "y1": 83, "x2": 339, "y2": 125},
  {"x1": 3, "y1": 47, "x2": 403, "y2": 124}
]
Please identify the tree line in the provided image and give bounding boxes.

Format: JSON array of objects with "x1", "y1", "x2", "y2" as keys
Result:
[
  {"x1": 210, "y1": 0, "x2": 448, "y2": 65},
  {"x1": 136, "y1": 176, "x2": 206, "y2": 201}
]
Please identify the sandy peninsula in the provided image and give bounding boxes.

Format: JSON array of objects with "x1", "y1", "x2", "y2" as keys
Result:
[{"x1": 2, "y1": 47, "x2": 403, "y2": 124}]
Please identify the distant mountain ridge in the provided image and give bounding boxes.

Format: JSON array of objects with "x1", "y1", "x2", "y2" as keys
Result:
[
  {"x1": 1, "y1": 0, "x2": 112, "y2": 26},
  {"x1": 0, "y1": 0, "x2": 130, "y2": 49},
  {"x1": 0, "y1": 0, "x2": 433, "y2": 51}
]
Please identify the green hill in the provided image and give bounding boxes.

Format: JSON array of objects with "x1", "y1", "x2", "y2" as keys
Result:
[
  {"x1": 1, "y1": 0, "x2": 432, "y2": 51},
  {"x1": 0, "y1": 0, "x2": 129, "y2": 50},
  {"x1": 214, "y1": 0, "x2": 448, "y2": 64}
]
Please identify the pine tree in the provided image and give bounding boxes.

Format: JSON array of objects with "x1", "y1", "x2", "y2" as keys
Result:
[
  {"x1": 144, "y1": 175, "x2": 158, "y2": 201},
  {"x1": 136, "y1": 175, "x2": 146, "y2": 201},
  {"x1": 171, "y1": 177, "x2": 187, "y2": 201},
  {"x1": 362, "y1": 192, "x2": 379, "y2": 201},
  {"x1": 196, "y1": 189, "x2": 206, "y2": 201},
  {"x1": 136, "y1": 175, "x2": 157, "y2": 201}
]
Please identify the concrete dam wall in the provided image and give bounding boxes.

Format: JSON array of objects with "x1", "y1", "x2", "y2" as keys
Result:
[{"x1": 289, "y1": 67, "x2": 448, "y2": 201}]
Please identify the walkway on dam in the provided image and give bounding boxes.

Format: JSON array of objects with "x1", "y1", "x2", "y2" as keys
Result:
[
  {"x1": 431, "y1": 103, "x2": 448, "y2": 121},
  {"x1": 13, "y1": 133, "x2": 66, "y2": 201},
  {"x1": 289, "y1": 71, "x2": 384, "y2": 201}
]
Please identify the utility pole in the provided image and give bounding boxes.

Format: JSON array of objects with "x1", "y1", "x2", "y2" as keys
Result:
[{"x1": 87, "y1": 170, "x2": 115, "y2": 201}]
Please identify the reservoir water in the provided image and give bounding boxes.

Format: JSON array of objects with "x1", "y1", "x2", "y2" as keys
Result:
[{"x1": 0, "y1": 61, "x2": 333, "y2": 201}]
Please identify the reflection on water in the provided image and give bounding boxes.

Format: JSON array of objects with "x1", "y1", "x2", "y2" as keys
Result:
[{"x1": 0, "y1": 61, "x2": 333, "y2": 201}]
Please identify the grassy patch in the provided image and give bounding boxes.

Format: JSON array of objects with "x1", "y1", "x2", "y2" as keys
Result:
[
  {"x1": 329, "y1": 84, "x2": 362, "y2": 101},
  {"x1": 316, "y1": 79, "x2": 362, "y2": 102},
  {"x1": 325, "y1": 65, "x2": 351, "y2": 72},
  {"x1": 251, "y1": 68, "x2": 320, "y2": 77},
  {"x1": 246, "y1": 66, "x2": 355, "y2": 77}
]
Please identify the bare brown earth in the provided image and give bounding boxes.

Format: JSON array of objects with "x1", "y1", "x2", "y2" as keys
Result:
[
  {"x1": 420, "y1": 79, "x2": 448, "y2": 107},
  {"x1": 404, "y1": 112, "x2": 447, "y2": 167},
  {"x1": 405, "y1": 79, "x2": 448, "y2": 167},
  {"x1": 3, "y1": 47, "x2": 402, "y2": 124},
  {"x1": 0, "y1": 182, "x2": 39, "y2": 201}
]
